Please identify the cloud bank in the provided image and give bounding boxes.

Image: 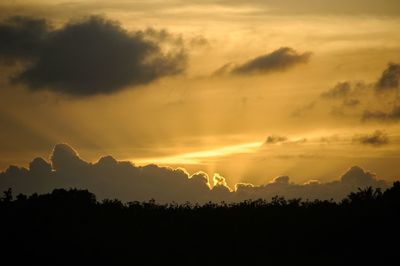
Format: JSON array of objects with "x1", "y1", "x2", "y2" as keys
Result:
[
  {"x1": 0, "y1": 16, "x2": 186, "y2": 96},
  {"x1": 0, "y1": 144, "x2": 389, "y2": 203}
]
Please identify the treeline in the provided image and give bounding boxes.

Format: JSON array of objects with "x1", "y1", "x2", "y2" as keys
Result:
[{"x1": 1, "y1": 182, "x2": 400, "y2": 265}]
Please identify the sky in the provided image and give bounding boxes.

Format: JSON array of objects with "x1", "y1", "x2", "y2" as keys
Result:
[{"x1": 1, "y1": 1, "x2": 400, "y2": 201}]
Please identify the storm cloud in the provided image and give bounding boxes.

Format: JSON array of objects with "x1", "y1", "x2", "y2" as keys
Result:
[
  {"x1": 0, "y1": 16, "x2": 50, "y2": 62},
  {"x1": 0, "y1": 16, "x2": 186, "y2": 96},
  {"x1": 0, "y1": 144, "x2": 389, "y2": 203}
]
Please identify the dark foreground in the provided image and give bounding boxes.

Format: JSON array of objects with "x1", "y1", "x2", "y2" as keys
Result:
[{"x1": 1, "y1": 183, "x2": 400, "y2": 266}]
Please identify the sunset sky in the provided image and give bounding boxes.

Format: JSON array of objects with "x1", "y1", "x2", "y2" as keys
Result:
[{"x1": 1, "y1": 0, "x2": 400, "y2": 197}]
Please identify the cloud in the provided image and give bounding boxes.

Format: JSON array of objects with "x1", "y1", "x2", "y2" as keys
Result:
[
  {"x1": 270, "y1": 175, "x2": 290, "y2": 185},
  {"x1": 340, "y1": 166, "x2": 378, "y2": 187},
  {"x1": 0, "y1": 16, "x2": 186, "y2": 96},
  {"x1": 189, "y1": 35, "x2": 210, "y2": 48},
  {"x1": 262, "y1": 135, "x2": 307, "y2": 147},
  {"x1": 362, "y1": 104, "x2": 400, "y2": 122},
  {"x1": 205, "y1": 0, "x2": 400, "y2": 16},
  {"x1": 321, "y1": 81, "x2": 368, "y2": 100},
  {"x1": 342, "y1": 99, "x2": 360, "y2": 107},
  {"x1": 265, "y1": 135, "x2": 288, "y2": 144},
  {"x1": 0, "y1": 16, "x2": 50, "y2": 62},
  {"x1": 215, "y1": 47, "x2": 311, "y2": 76},
  {"x1": 303, "y1": 180, "x2": 321, "y2": 185},
  {"x1": 375, "y1": 63, "x2": 400, "y2": 91},
  {"x1": 352, "y1": 130, "x2": 389, "y2": 146},
  {"x1": 50, "y1": 143, "x2": 88, "y2": 171},
  {"x1": 3, "y1": 1, "x2": 399, "y2": 27},
  {"x1": 321, "y1": 82, "x2": 352, "y2": 99},
  {"x1": 315, "y1": 64, "x2": 400, "y2": 122},
  {"x1": 291, "y1": 101, "x2": 316, "y2": 117},
  {"x1": 0, "y1": 144, "x2": 389, "y2": 203},
  {"x1": 29, "y1": 157, "x2": 52, "y2": 176}
]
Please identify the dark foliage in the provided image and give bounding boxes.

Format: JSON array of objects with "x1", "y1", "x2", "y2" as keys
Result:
[{"x1": 1, "y1": 183, "x2": 400, "y2": 265}]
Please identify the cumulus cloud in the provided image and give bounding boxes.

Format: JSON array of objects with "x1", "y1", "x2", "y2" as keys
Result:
[
  {"x1": 0, "y1": 16, "x2": 186, "y2": 96},
  {"x1": 316, "y1": 63, "x2": 400, "y2": 122},
  {"x1": 352, "y1": 130, "x2": 389, "y2": 146},
  {"x1": 270, "y1": 175, "x2": 290, "y2": 185},
  {"x1": 236, "y1": 166, "x2": 387, "y2": 201},
  {"x1": 50, "y1": 144, "x2": 88, "y2": 171},
  {"x1": 359, "y1": 63, "x2": 400, "y2": 121},
  {"x1": 375, "y1": 63, "x2": 400, "y2": 91},
  {"x1": 215, "y1": 47, "x2": 311, "y2": 76},
  {"x1": 340, "y1": 166, "x2": 378, "y2": 187},
  {"x1": 0, "y1": 144, "x2": 390, "y2": 203}
]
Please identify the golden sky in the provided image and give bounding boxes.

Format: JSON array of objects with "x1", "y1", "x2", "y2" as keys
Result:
[{"x1": 1, "y1": 0, "x2": 400, "y2": 190}]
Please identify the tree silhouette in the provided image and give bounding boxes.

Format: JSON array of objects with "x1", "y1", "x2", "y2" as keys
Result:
[
  {"x1": 0, "y1": 184, "x2": 399, "y2": 265},
  {"x1": 1, "y1": 188, "x2": 12, "y2": 202}
]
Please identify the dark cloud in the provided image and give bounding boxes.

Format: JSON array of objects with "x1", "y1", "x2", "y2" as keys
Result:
[
  {"x1": 0, "y1": 143, "x2": 221, "y2": 203},
  {"x1": 0, "y1": 16, "x2": 186, "y2": 96},
  {"x1": 265, "y1": 135, "x2": 288, "y2": 144},
  {"x1": 50, "y1": 144, "x2": 88, "y2": 171},
  {"x1": 29, "y1": 157, "x2": 52, "y2": 176},
  {"x1": 0, "y1": 144, "x2": 389, "y2": 202},
  {"x1": 352, "y1": 130, "x2": 389, "y2": 146},
  {"x1": 321, "y1": 81, "x2": 367, "y2": 99},
  {"x1": 362, "y1": 104, "x2": 400, "y2": 122},
  {"x1": 375, "y1": 63, "x2": 400, "y2": 91},
  {"x1": 316, "y1": 64, "x2": 400, "y2": 122},
  {"x1": 321, "y1": 82, "x2": 351, "y2": 99},
  {"x1": 235, "y1": 166, "x2": 386, "y2": 201},
  {"x1": 340, "y1": 166, "x2": 378, "y2": 187},
  {"x1": 233, "y1": 47, "x2": 311, "y2": 74},
  {"x1": 216, "y1": 47, "x2": 311, "y2": 76},
  {"x1": 263, "y1": 135, "x2": 307, "y2": 146},
  {"x1": 0, "y1": 16, "x2": 50, "y2": 62}
]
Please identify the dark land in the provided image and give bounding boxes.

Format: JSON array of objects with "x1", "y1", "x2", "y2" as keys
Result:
[{"x1": 1, "y1": 183, "x2": 400, "y2": 265}]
